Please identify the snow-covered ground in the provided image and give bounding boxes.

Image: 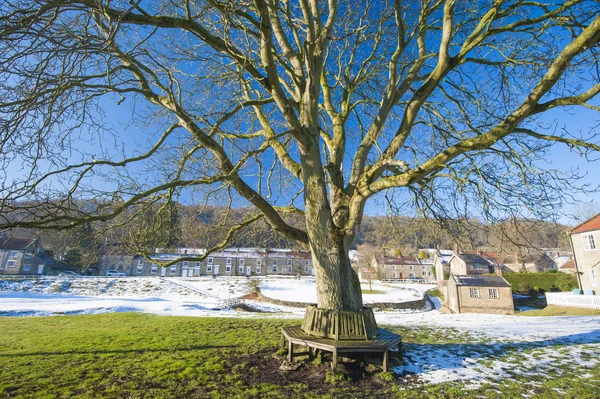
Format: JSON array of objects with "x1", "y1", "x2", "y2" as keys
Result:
[
  {"x1": 259, "y1": 278, "x2": 434, "y2": 304},
  {"x1": 2, "y1": 276, "x2": 599, "y2": 389}
]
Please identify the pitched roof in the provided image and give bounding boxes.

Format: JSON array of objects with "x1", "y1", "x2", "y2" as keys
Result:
[
  {"x1": 0, "y1": 237, "x2": 36, "y2": 251},
  {"x1": 378, "y1": 256, "x2": 420, "y2": 265},
  {"x1": 453, "y1": 275, "x2": 511, "y2": 287},
  {"x1": 559, "y1": 259, "x2": 575, "y2": 269},
  {"x1": 481, "y1": 252, "x2": 503, "y2": 265},
  {"x1": 571, "y1": 213, "x2": 600, "y2": 234},
  {"x1": 457, "y1": 253, "x2": 491, "y2": 265}
]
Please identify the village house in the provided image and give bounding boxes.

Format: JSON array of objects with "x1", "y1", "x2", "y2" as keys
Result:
[
  {"x1": 569, "y1": 213, "x2": 600, "y2": 294},
  {"x1": 371, "y1": 256, "x2": 435, "y2": 281},
  {"x1": 448, "y1": 253, "x2": 494, "y2": 275},
  {"x1": 99, "y1": 247, "x2": 314, "y2": 277},
  {"x1": 438, "y1": 251, "x2": 514, "y2": 314},
  {"x1": 433, "y1": 249, "x2": 454, "y2": 281},
  {"x1": 0, "y1": 237, "x2": 47, "y2": 275},
  {"x1": 445, "y1": 274, "x2": 514, "y2": 315}
]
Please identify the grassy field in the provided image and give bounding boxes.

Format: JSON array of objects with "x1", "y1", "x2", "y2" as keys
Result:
[
  {"x1": 1, "y1": 313, "x2": 599, "y2": 398},
  {"x1": 519, "y1": 305, "x2": 600, "y2": 317}
]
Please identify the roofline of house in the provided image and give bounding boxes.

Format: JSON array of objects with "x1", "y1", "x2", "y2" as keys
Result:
[{"x1": 569, "y1": 211, "x2": 600, "y2": 235}]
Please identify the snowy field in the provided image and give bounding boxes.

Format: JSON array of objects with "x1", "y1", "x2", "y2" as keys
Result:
[
  {"x1": 2, "y1": 276, "x2": 600, "y2": 389},
  {"x1": 259, "y1": 278, "x2": 433, "y2": 304}
]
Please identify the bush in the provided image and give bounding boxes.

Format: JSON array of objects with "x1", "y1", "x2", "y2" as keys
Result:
[{"x1": 503, "y1": 272, "x2": 577, "y2": 294}]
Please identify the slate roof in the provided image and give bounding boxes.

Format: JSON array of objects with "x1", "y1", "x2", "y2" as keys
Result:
[
  {"x1": 572, "y1": 213, "x2": 600, "y2": 234},
  {"x1": 453, "y1": 275, "x2": 511, "y2": 287},
  {"x1": 378, "y1": 256, "x2": 420, "y2": 265},
  {"x1": 0, "y1": 237, "x2": 36, "y2": 251},
  {"x1": 457, "y1": 253, "x2": 491, "y2": 265}
]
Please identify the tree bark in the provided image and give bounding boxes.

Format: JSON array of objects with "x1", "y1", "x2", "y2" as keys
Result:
[
  {"x1": 310, "y1": 236, "x2": 363, "y2": 311},
  {"x1": 301, "y1": 134, "x2": 363, "y2": 311}
]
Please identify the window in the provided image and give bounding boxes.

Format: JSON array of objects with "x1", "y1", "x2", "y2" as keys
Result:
[
  {"x1": 137, "y1": 259, "x2": 144, "y2": 265},
  {"x1": 392, "y1": 272, "x2": 397, "y2": 278},
  {"x1": 195, "y1": 262, "x2": 201, "y2": 267},
  {"x1": 591, "y1": 269, "x2": 598, "y2": 286},
  {"x1": 137, "y1": 265, "x2": 143, "y2": 273},
  {"x1": 226, "y1": 265, "x2": 231, "y2": 272},
  {"x1": 583, "y1": 234, "x2": 597, "y2": 251},
  {"x1": 23, "y1": 264, "x2": 31, "y2": 272},
  {"x1": 257, "y1": 259, "x2": 262, "y2": 266},
  {"x1": 305, "y1": 260, "x2": 309, "y2": 266},
  {"x1": 24, "y1": 254, "x2": 31, "y2": 260},
  {"x1": 488, "y1": 288, "x2": 499, "y2": 298},
  {"x1": 392, "y1": 265, "x2": 396, "y2": 270},
  {"x1": 256, "y1": 266, "x2": 261, "y2": 274},
  {"x1": 207, "y1": 265, "x2": 212, "y2": 272},
  {"x1": 239, "y1": 259, "x2": 244, "y2": 265},
  {"x1": 226, "y1": 258, "x2": 232, "y2": 265},
  {"x1": 288, "y1": 265, "x2": 292, "y2": 272},
  {"x1": 170, "y1": 266, "x2": 177, "y2": 274},
  {"x1": 272, "y1": 259, "x2": 277, "y2": 265},
  {"x1": 183, "y1": 261, "x2": 188, "y2": 267},
  {"x1": 409, "y1": 265, "x2": 414, "y2": 270},
  {"x1": 8, "y1": 251, "x2": 18, "y2": 257},
  {"x1": 287, "y1": 259, "x2": 292, "y2": 265},
  {"x1": 409, "y1": 272, "x2": 414, "y2": 277},
  {"x1": 304, "y1": 266, "x2": 309, "y2": 273},
  {"x1": 207, "y1": 257, "x2": 213, "y2": 264},
  {"x1": 272, "y1": 265, "x2": 278, "y2": 273},
  {"x1": 469, "y1": 288, "x2": 480, "y2": 298},
  {"x1": 7, "y1": 260, "x2": 16, "y2": 268},
  {"x1": 238, "y1": 266, "x2": 244, "y2": 273},
  {"x1": 151, "y1": 266, "x2": 158, "y2": 274}
]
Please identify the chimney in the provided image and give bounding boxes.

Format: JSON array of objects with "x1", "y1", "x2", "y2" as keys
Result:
[
  {"x1": 495, "y1": 265, "x2": 503, "y2": 277},
  {"x1": 453, "y1": 243, "x2": 461, "y2": 255}
]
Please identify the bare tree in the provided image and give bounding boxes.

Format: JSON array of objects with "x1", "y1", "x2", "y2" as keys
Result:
[{"x1": 1, "y1": 0, "x2": 600, "y2": 311}]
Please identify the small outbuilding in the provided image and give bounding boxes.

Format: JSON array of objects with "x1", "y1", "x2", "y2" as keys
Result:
[{"x1": 444, "y1": 275, "x2": 514, "y2": 315}]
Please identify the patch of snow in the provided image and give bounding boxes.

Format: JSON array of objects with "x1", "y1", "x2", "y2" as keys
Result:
[{"x1": 259, "y1": 278, "x2": 435, "y2": 304}]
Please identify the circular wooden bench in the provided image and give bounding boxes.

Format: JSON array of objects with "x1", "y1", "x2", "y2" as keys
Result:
[{"x1": 281, "y1": 325, "x2": 402, "y2": 372}]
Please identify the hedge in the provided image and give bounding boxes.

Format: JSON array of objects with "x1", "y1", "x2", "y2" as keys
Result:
[{"x1": 503, "y1": 272, "x2": 578, "y2": 293}]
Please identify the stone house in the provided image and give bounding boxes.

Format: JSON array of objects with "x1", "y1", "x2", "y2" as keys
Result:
[
  {"x1": 372, "y1": 256, "x2": 433, "y2": 281},
  {"x1": 0, "y1": 237, "x2": 46, "y2": 275},
  {"x1": 445, "y1": 274, "x2": 514, "y2": 315},
  {"x1": 448, "y1": 253, "x2": 494, "y2": 275},
  {"x1": 437, "y1": 251, "x2": 515, "y2": 314},
  {"x1": 569, "y1": 213, "x2": 600, "y2": 294},
  {"x1": 99, "y1": 247, "x2": 314, "y2": 277},
  {"x1": 433, "y1": 249, "x2": 454, "y2": 281}
]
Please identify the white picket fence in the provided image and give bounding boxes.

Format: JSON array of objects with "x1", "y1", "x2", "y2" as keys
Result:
[{"x1": 546, "y1": 292, "x2": 600, "y2": 309}]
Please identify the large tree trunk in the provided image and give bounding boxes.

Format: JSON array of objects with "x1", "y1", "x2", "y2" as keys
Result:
[
  {"x1": 300, "y1": 133, "x2": 363, "y2": 311},
  {"x1": 310, "y1": 236, "x2": 363, "y2": 311}
]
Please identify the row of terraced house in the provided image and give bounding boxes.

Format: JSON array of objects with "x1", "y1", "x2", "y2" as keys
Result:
[{"x1": 98, "y1": 247, "x2": 314, "y2": 277}]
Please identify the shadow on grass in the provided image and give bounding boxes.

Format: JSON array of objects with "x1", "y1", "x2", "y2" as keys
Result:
[
  {"x1": 0, "y1": 344, "x2": 236, "y2": 357},
  {"x1": 395, "y1": 329, "x2": 600, "y2": 383}
]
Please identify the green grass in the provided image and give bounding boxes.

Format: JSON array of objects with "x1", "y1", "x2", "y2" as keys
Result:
[
  {"x1": 1, "y1": 313, "x2": 599, "y2": 398},
  {"x1": 361, "y1": 289, "x2": 386, "y2": 295},
  {"x1": 426, "y1": 288, "x2": 442, "y2": 298},
  {"x1": 518, "y1": 305, "x2": 600, "y2": 317}
]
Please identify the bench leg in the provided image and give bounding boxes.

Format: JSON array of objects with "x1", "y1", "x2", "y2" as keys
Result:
[
  {"x1": 288, "y1": 340, "x2": 294, "y2": 362},
  {"x1": 332, "y1": 348, "x2": 337, "y2": 371},
  {"x1": 280, "y1": 333, "x2": 285, "y2": 350},
  {"x1": 398, "y1": 342, "x2": 403, "y2": 361},
  {"x1": 383, "y1": 350, "x2": 388, "y2": 372}
]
